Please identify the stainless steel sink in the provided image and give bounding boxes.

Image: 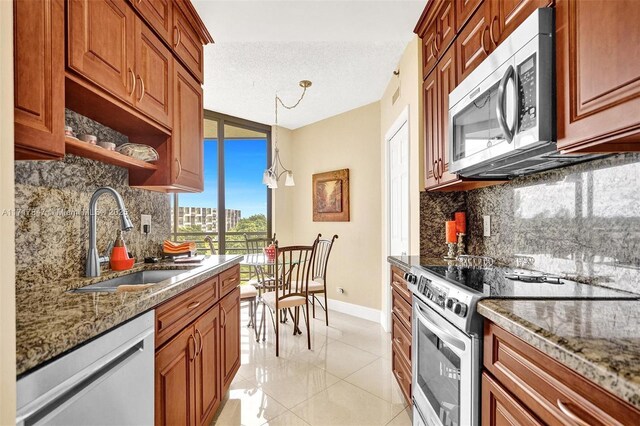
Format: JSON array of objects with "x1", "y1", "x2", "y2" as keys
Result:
[{"x1": 71, "y1": 269, "x2": 188, "y2": 293}]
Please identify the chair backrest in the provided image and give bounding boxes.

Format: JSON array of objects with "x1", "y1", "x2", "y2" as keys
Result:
[
  {"x1": 203, "y1": 235, "x2": 217, "y2": 255},
  {"x1": 244, "y1": 233, "x2": 276, "y2": 254},
  {"x1": 312, "y1": 234, "x2": 338, "y2": 281},
  {"x1": 273, "y1": 240, "x2": 318, "y2": 307}
]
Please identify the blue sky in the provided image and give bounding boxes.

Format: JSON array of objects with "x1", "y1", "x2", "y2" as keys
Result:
[{"x1": 178, "y1": 138, "x2": 267, "y2": 218}]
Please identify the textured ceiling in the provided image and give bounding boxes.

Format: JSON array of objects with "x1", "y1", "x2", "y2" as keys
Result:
[{"x1": 192, "y1": 0, "x2": 425, "y2": 129}]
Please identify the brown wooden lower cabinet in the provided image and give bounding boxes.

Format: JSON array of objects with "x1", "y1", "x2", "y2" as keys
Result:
[
  {"x1": 390, "y1": 265, "x2": 413, "y2": 406},
  {"x1": 220, "y1": 287, "x2": 241, "y2": 394},
  {"x1": 155, "y1": 266, "x2": 240, "y2": 426},
  {"x1": 483, "y1": 321, "x2": 640, "y2": 426}
]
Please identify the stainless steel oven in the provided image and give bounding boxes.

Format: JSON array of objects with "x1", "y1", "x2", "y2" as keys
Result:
[{"x1": 412, "y1": 296, "x2": 480, "y2": 426}]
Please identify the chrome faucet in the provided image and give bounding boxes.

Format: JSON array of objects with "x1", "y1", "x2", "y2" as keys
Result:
[{"x1": 86, "y1": 187, "x2": 134, "y2": 277}]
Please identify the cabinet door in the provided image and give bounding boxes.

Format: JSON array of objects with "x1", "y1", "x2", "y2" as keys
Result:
[
  {"x1": 172, "y1": 2, "x2": 205, "y2": 83},
  {"x1": 173, "y1": 61, "x2": 204, "y2": 191},
  {"x1": 491, "y1": 0, "x2": 552, "y2": 45},
  {"x1": 135, "y1": 17, "x2": 173, "y2": 128},
  {"x1": 456, "y1": 0, "x2": 491, "y2": 83},
  {"x1": 556, "y1": 0, "x2": 640, "y2": 152},
  {"x1": 482, "y1": 372, "x2": 543, "y2": 426},
  {"x1": 219, "y1": 287, "x2": 241, "y2": 394},
  {"x1": 67, "y1": 0, "x2": 136, "y2": 104},
  {"x1": 436, "y1": 45, "x2": 458, "y2": 186},
  {"x1": 422, "y1": 22, "x2": 439, "y2": 78},
  {"x1": 435, "y1": 0, "x2": 456, "y2": 56},
  {"x1": 14, "y1": 0, "x2": 65, "y2": 159},
  {"x1": 193, "y1": 306, "x2": 221, "y2": 426},
  {"x1": 456, "y1": 0, "x2": 483, "y2": 30},
  {"x1": 132, "y1": 0, "x2": 172, "y2": 43},
  {"x1": 423, "y1": 72, "x2": 439, "y2": 189},
  {"x1": 155, "y1": 325, "x2": 196, "y2": 426}
]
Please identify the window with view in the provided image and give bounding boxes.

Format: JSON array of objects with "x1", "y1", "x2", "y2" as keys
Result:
[{"x1": 171, "y1": 112, "x2": 271, "y2": 261}]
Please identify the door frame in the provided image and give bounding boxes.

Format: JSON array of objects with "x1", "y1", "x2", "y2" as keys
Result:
[{"x1": 383, "y1": 106, "x2": 410, "y2": 332}]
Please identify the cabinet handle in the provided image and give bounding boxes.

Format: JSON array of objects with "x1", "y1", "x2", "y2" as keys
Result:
[
  {"x1": 481, "y1": 26, "x2": 490, "y2": 54},
  {"x1": 188, "y1": 333, "x2": 196, "y2": 361},
  {"x1": 173, "y1": 26, "x2": 181, "y2": 48},
  {"x1": 556, "y1": 400, "x2": 591, "y2": 426},
  {"x1": 138, "y1": 76, "x2": 145, "y2": 102},
  {"x1": 187, "y1": 300, "x2": 200, "y2": 310},
  {"x1": 438, "y1": 158, "x2": 443, "y2": 179},
  {"x1": 175, "y1": 158, "x2": 182, "y2": 179},
  {"x1": 195, "y1": 328, "x2": 203, "y2": 357},
  {"x1": 489, "y1": 16, "x2": 499, "y2": 46},
  {"x1": 433, "y1": 37, "x2": 439, "y2": 55},
  {"x1": 220, "y1": 307, "x2": 227, "y2": 328},
  {"x1": 128, "y1": 68, "x2": 136, "y2": 97}
]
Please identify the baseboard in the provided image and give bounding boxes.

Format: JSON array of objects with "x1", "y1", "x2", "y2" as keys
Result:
[{"x1": 326, "y1": 298, "x2": 383, "y2": 324}]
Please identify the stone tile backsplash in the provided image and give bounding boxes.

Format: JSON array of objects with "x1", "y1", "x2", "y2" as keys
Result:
[
  {"x1": 420, "y1": 153, "x2": 640, "y2": 293},
  {"x1": 14, "y1": 111, "x2": 171, "y2": 291}
]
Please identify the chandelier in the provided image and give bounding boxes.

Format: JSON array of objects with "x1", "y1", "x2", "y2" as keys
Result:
[{"x1": 262, "y1": 80, "x2": 312, "y2": 189}]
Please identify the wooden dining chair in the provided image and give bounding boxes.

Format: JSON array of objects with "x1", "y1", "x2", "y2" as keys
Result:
[
  {"x1": 308, "y1": 234, "x2": 338, "y2": 326},
  {"x1": 257, "y1": 240, "x2": 318, "y2": 356}
]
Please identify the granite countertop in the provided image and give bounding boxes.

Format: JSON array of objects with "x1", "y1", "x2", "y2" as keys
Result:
[
  {"x1": 478, "y1": 299, "x2": 640, "y2": 410},
  {"x1": 16, "y1": 255, "x2": 243, "y2": 376},
  {"x1": 387, "y1": 255, "x2": 451, "y2": 271}
]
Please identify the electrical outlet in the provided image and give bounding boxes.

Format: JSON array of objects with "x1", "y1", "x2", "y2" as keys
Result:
[
  {"x1": 141, "y1": 214, "x2": 151, "y2": 234},
  {"x1": 483, "y1": 215, "x2": 491, "y2": 237}
]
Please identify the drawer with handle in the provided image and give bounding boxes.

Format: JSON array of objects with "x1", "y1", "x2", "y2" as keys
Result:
[
  {"x1": 219, "y1": 264, "x2": 240, "y2": 298},
  {"x1": 392, "y1": 313, "x2": 412, "y2": 366},
  {"x1": 155, "y1": 275, "x2": 218, "y2": 347},
  {"x1": 392, "y1": 288, "x2": 412, "y2": 331},
  {"x1": 392, "y1": 343, "x2": 412, "y2": 406},
  {"x1": 390, "y1": 265, "x2": 412, "y2": 303}
]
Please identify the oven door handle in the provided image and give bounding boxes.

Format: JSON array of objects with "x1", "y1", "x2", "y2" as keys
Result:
[
  {"x1": 496, "y1": 65, "x2": 516, "y2": 144},
  {"x1": 415, "y1": 305, "x2": 466, "y2": 352}
]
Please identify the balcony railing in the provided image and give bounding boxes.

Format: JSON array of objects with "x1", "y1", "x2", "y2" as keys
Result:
[{"x1": 170, "y1": 231, "x2": 268, "y2": 282}]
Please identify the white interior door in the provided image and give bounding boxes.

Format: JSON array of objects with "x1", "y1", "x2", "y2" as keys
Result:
[{"x1": 389, "y1": 121, "x2": 409, "y2": 257}]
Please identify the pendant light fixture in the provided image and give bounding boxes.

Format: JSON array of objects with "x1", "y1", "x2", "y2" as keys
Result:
[{"x1": 263, "y1": 80, "x2": 312, "y2": 189}]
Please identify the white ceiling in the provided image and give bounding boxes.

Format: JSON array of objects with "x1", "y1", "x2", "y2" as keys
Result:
[{"x1": 192, "y1": 0, "x2": 425, "y2": 129}]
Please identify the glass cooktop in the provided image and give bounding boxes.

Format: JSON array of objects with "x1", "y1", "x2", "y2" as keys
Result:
[{"x1": 420, "y1": 265, "x2": 639, "y2": 300}]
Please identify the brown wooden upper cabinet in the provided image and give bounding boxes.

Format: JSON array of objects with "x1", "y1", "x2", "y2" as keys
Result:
[
  {"x1": 417, "y1": 0, "x2": 457, "y2": 77},
  {"x1": 130, "y1": 0, "x2": 173, "y2": 44},
  {"x1": 135, "y1": 18, "x2": 173, "y2": 128},
  {"x1": 172, "y1": 61, "x2": 204, "y2": 191},
  {"x1": 455, "y1": 0, "x2": 483, "y2": 30},
  {"x1": 555, "y1": 0, "x2": 640, "y2": 153},
  {"x1": 67, "y1": 0, "x2": 137, "y2": 105},
  {"x1": 13, "y1": 0, "x2": 65, "y2": 160},
  {"x1": 172, "y1": 0, "x2": 207, "y2": 83},
  {"x1": 456, "y1": 0, "x2": 491, "y2": 83}
]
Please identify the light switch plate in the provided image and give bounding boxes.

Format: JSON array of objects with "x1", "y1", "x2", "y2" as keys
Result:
[
  {"x1": 483, "y1": 215, "x2": 491, "y2": 237},
  {"x1": 141, "y1": 214, "x2": 151, "y2": 234}
]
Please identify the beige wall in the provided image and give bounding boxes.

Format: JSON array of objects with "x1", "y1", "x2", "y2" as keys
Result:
[
  {"x1": 1, "y1": 0, "x2": 16, "y2": 422},
  {"x1": 271, "y1": 125, "x2": 295, "y2": 246},
  {"x1": 379, "y1": 36, "x2": 422, "y2": 324},
  {"x1": 274, "y1": 102, "x2": 383, "y2": 310}
]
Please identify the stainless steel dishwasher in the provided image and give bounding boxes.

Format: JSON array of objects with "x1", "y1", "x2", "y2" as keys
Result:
[{"x1": 16, "y1": 311, "x2": 155, "y2": 425}]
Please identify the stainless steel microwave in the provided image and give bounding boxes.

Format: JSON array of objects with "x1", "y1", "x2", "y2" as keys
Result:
[{"x1": 448, "y1": 8, "x2": 597, "y2": 178}]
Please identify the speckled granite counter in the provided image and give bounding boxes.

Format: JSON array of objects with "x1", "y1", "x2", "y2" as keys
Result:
[
  {"x1": 16, "y1": 255, "x2": 242, "y2": 376},
  {"x1": 478, "y1": 299, "x2": 640, "y2": 410},
  {"x1": 387, "y1": 255, "x2": 450, "y2": 271}
]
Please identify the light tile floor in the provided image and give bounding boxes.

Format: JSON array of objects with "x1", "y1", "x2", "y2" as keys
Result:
[{"x1": 212, "y1": 306, "x2": 413, "y2": 426}]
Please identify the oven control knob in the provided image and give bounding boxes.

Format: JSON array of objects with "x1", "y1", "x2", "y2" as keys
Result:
[
  {"x1": 453, "y1": 302, "x2": 468, "y2": 317},
  {"x1": 403, "y1": 273, "x2": 417, "y2": 285},
  {"x1": 445, "y1": 298, "x2": 457, "y2": 310}
]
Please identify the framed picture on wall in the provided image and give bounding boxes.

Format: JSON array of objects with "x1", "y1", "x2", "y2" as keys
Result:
[{"x1": 312, "y1": 168, "x2": 350, "y2": 222}]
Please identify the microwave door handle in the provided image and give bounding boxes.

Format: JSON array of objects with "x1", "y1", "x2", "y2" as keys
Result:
[{"x1": 496, "y1": 65, "x2": 515, "y2": 143}]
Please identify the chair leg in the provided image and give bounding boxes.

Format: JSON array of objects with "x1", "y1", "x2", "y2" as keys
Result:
[
  {"x1": 275, "y1": 308, "x2": 280, "y2": 357},
  {"x1": 303, "y1": 302, "x2": 311, "y2": 350},
  {"x1": 257, "y1": 300, "x2": 264, "y2": 342},
  {"x1": 312, "y1": 294, "x2": 316, "y2": 319},
  {"x1": 323, "y1": 291, "x2": 329, "y2": 326}
]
